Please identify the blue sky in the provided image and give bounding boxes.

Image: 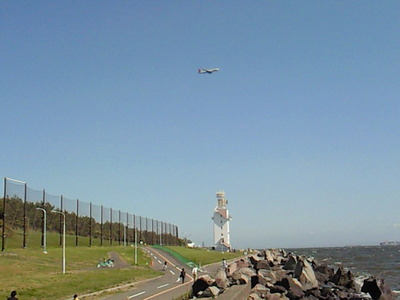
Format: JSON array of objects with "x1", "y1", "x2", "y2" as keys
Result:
[{"x1": 1, "y1": 1, "x2": 399, "y2": 248}]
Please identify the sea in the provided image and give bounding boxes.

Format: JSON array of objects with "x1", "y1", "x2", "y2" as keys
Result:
[{"x1": 286, "y1": 245, "x2": 400, "y2": 298}]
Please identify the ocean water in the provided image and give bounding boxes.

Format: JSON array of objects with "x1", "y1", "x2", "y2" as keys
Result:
[{"x1": 287, "y1": 245, "x2": 400, "y2": 295}]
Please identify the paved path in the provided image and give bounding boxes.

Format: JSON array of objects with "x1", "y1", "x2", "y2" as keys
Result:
[
  {"x1": 98, "y1": 246, "x2": 195, "y2": 300},
  {"x1": 84, "y1": 247, "x2": 247, "y2": 300}
]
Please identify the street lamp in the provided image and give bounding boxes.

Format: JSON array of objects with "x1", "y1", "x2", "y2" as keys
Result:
[
  {"x1": 36, "y1": 208, "x2": 47, "y2": 254},
  {"x1": 134, "y1": 226, "x2": 138, "y2": 265},
  {"x1": 51, "y1": 210, "x2": 66, "y2": 274}
]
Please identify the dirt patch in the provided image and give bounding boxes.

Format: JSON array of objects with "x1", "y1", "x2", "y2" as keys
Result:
[{"x1": 108, "y1": 251, "x2": 131, "y2": 269}]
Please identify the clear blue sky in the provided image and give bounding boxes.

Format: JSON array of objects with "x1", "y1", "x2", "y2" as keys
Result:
[{"x1": 1, "y1": 1, "x2": 399, "y2": 248}]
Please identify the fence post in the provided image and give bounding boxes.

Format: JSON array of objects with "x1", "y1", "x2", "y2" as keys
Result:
[
  {"x1": 60, "y1": 196, "x2": 63, "y2": 246},
  {"x1": 2, "y1": 178, "x2": 7, "y2": 252},
  {"x1": 41, "y1": 189, "x2": 45, "y2": 248},
  {"x1": 76, "y1": 199, "x2": 79, "y2": 246},
  {"x1": 133, "y1": 214, "x2": 136, "y2": 244},
  {"x1": 126, "y1": 213, "x2": 129, "y2": 245},
  {"x1": 89, "y1": 202, "x2": 92, "y2": 247},
  {"x1": 118, "y1": 210, "x2": 121, "y2": 245},
  {"x1": 23, "y1": 183, "x2": 27, "y2": 248},
  {"x1": 110, "y1": 208, "x2": 112, "y2": 245},
  {"x1": 100, "y1": 205, "x2": 103, "y2": 246},
  {"x1": 139, "y1": 216, "x2": 142, "y2": 243}
]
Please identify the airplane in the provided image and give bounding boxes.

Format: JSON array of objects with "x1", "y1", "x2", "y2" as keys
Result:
[{"x1": 198, "y1": 68, "x2": 220, "y2": 74}]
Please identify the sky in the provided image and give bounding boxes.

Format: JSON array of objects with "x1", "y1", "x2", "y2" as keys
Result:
[{"x1": 1, "y1": 1, "x2": 399, "y2": 249}]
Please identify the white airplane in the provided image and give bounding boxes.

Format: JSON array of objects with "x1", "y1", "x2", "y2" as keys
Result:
[{"x1": 198, "y1": 68, "x2": 220, "y2": 74}]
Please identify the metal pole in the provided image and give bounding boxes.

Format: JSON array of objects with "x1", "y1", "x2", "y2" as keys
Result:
[
  {"x1": 60, "y1": 196, "x2": 63, "y2": 246},
  {"x1": 76, "y1": 199, "x2": 79, "y2": 246},
  {"x1": 52, "y1": 210, "x2": 66, "y2": 274},
  {"x1": 100, "y1": 205, "x2": 103, "y2": 246},
  {"x1": 123, "y1": 222, "x2": 126, "y2": 247},
  {"x1": 23, "y1": 183, "x2": 27, "y2": 248},
  {"x1": 110, "y1": 208, "x2": 112, "y2": 246},
  {"x1": 118, "y1": 210, "x2": 121, "y2": 246},
  {"x1": 134, "y1": 226, "x2": 137, "y2": 265},
  {"x1": 41, "y1": 189, "x2": 45, "y2": 248},
  {"x1": 89, "y1": 202, "x2": 92, "y2": 247},
  {"x1": 36, "y1": 208, "x2": 47, "y2": 253},
  {"x1": 2, "y1": 177, "x2": 7, "y2": 252}
]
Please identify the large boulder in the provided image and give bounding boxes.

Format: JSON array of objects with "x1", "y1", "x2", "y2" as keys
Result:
[
  {"x1": 232, "y1": 267, "x2": 256, "y2": 284},
  {"x1": 251, "y1": 283, "x2": 269, "y2": 298},
  {"x1": 258, "y1": 269, "x2": 277, "y2": 284},
  {"x1": 192, "y1": 277, "x2": 211, "y2": 297},
  {"x1": 330, "y1": 267, "x2": 355, "y2": 289},
  {"x1": 215, "y1": 268, "x2": 230, "y2": 289},
  {"x1": 294, "y1": 259, "x2": 319, "y2": 290},
  {"x1": 247, "y1": 292, "x2": 263, "y2": 300},
  {"x1": 202, "y1": 286, "x2": 220, "y2": 298},
  {"x1": 314, "y1": 264, "x2": 334, "y2": 284},
  {"x1": 281, "y1": 277, "x2": 305, "y2": 300},
  {"x1": 256, "y1": 259, "x2": 272, "y2": 270},
  {"x1": 266, "y1": 293, "x2": 290, "y2": 300},
  {"x1": 361, "y1": 277, "x2": 393, "y2": 300},
  {"x1": 283, "y1": 254, "x2": 297, "y2": 271}
]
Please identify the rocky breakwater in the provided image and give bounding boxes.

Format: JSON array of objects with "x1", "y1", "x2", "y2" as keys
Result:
[{"x1": 191, "y1": 249, "x2": 394, "y2": 300}]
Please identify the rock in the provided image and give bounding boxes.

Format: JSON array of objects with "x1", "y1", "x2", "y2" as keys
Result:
[
  {"x1": 281, "y1": 277, "x2": 305, "y2": 299},
  {"x1": 315, "y1": 264, "x2": 334, "y2": 279},
  {"x1": 264, "y1": 249, "x2": 276, "y2": 263},
  {"x1": 269, "y1": 284, "x2": 287, "y2": 294},
  {"x1": 294, "y1": 258, "x2": 319, "y2": 290},
  {"x1": 258, "y1": 269, "x2": 277, "y2": 284},
  {"x1": 198, "y1": 274, "x2": 215, "y2": 285},
  {"x1": 256, "y1": 259, "x2": 272, "y2": 270},
  {"x1": 361, "y1": 277, "x2": 393, "y2": 300},
  {"x1": 215, "y1": 268, "x2": 230, "y2": 289},
  {"x1": 192, "y1": 277, "x2": 211, "y2": 297},
  {"x1": 247, "y1": 292, "x2": 263, "y2": 300},
  {"x1": 252, "y1": 283, "x2": 269, "y2": 298},
  {"x1": 250, "y1": 254, "x2": 263, "y2": 266},
  {"x1": 232, "y1": 267, "x2": 256, "y2": 284},
  {"x1": 202, "y1": 286, "x2": 220, "y2": 298},
  {"x1": 266, "y1": 293, "x2": 290, "y2": 300},
  {"x1": 283, "y1": 254, "x2": 297, "y2": 271},
  {"x1": 330, "y1": 267, "x2": 355, "y2": 289}
]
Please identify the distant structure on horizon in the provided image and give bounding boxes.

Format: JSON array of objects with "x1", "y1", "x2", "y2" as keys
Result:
[{"x1": 211, "y1": 191, "x2": 232, "y2": 252}]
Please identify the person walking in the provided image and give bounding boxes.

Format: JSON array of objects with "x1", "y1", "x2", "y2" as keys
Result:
[
  {"x1": 179, "y1": 268, "x2": 186, "y2": 283},
  {"x1": 222, "y1": 258, "x2": 227, "y2": 270},
  {"x1": 163, "y1": 261, "x2": 167, "y2": 271},
  {"x1": 192, "y1": 266, "x2": 198, "y2": 281},
  {"x1": 7, "y1": 291, "x2": 18, "y2": 300}
]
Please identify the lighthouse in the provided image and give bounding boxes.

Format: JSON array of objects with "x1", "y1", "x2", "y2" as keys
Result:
[{"x1": 212, "y1": 191, "x2": 232, "y2": 252}]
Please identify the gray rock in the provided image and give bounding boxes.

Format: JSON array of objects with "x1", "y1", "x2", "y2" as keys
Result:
[
  {"x1": 215, "y1": 268, "x2": 230, "y2": 289},
  {"x1": 283, "y1": 254, "x2": 297, "y2": 271},
  {"x1": 203, "y1": 286, "x2": 220, "y2": 297},
  {"x1": 247, "y1": 292, "x2": 263, "y2": 300}
]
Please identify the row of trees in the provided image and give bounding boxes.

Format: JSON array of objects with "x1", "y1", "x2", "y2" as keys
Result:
[{"x1": 1, "y1": 196, "x2": 180, "y2": 250}]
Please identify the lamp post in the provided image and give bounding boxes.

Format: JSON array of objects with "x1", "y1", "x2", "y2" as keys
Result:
[
  {"x1": 51, "y1": 210, "x2": 66, "y2": 274},
  {"x1": 134, "y1": 226, "x2": 138, "y2": 265},
  {"x1": 36, "y1": 208, "x2": 47, "y2": 254}
]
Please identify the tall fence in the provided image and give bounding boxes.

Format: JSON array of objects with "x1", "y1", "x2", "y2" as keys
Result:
[{"x1": 1, "y1": 177, "x2": 179, "y2": 251}]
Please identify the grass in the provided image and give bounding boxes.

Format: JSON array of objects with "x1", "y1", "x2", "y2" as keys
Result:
[
  {"x1": 1, "y1": 230, "x2": 245, "y2": 299},
  {"x1": 164, "y1": 246, "x2": 244, "y2": 267},
  {"x1": 0, "y1": 231, "x2": 160, "y2": 299}
]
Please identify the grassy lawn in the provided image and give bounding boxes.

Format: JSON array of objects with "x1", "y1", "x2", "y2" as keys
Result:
[
  {"x1": 164, "y1": 246, "x2": 245, "y2": 266},
  {"x1": 0, "y1": 231, "x2": 160, "y2": 300}
]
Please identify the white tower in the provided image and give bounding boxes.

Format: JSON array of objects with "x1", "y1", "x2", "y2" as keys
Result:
[{"x1": 211, "y1": 191, "x2": 232, "y2": 251}]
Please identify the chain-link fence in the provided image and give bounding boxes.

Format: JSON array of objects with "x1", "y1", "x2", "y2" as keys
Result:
[{"x1": 1, "y1": 177, "x2": 179, "y2": 251}]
